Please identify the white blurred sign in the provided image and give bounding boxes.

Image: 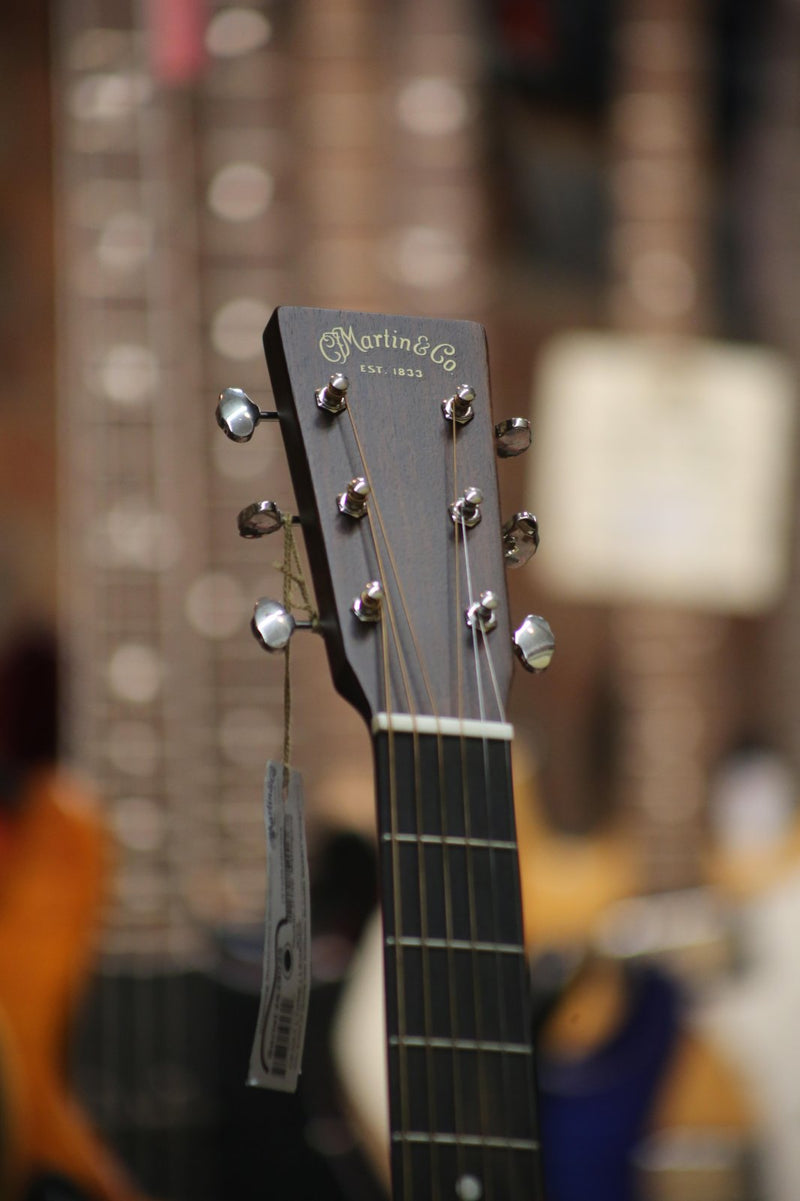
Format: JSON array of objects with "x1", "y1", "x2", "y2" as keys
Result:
[{"x1": 532, "y1": 334, "x2": 796, "y2": 614}]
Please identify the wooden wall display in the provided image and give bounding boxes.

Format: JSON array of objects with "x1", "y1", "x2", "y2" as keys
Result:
[{"x1": 52, "y1": 0, "x2": 489, "y2": 1193}]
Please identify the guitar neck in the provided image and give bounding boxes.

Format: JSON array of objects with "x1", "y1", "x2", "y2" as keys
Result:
[
  {"x1": 373, "y1": 724, "x2": 544, "y2": 1201},
  {"x1": 260, "y1": 302, "x2": 551, "y2": 1196}
]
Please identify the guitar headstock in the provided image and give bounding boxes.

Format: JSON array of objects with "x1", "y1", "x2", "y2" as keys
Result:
[{"x1": 219, "y1": 306, "x2": 552, "y2": 726}]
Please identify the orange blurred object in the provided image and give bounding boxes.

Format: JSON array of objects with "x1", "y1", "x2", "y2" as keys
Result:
[{"x1": 0, "y1": 768, "x2": 144, "y2": 1200}]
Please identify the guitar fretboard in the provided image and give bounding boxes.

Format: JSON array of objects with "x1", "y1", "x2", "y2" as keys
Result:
[
  {"x1": 374, "y1": 729, "x2": 543, "y2": 1201},
  {"x1": 609, "y1": 0, "x2": 723, "y2": 892}
]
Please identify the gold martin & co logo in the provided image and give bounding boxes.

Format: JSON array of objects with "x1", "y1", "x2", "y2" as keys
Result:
[{"x1": 318, "y1": 324, "x2": 457, "y2": 373}]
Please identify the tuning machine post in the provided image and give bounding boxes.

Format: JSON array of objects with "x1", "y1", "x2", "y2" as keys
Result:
[
  {"x1": 337, "y1": 477, "x2": 370, "y2": 519},
  {"x1": 450, "y1": 487, "x2": 483, "y2": 529},
  {"x1": 502, "y1": 512, "x2": 539, "y2": 567},
  {"x1": 315, "y1": 373, "x2": 350, "y2": 414},
  {"x1": 216, "y1": 387, "x2": 279, "y2": 442},
  {"x1": 442, "y1": 385, "x2": 476, "y2": 426},
  {"x1": 352, "y1": 581, "x2": 383, "y2": 624},
  {"x1": 465, "y1": 590, "x2": 499, "y2": 634}
]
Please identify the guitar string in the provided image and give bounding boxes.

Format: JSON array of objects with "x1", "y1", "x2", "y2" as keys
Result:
[
  {"x1": 480, "y1": 622, "x2": 506, "y2": 726},
  {"x1": 379, "y1": 596, "x2": 413, "y2": 1201},
  {"x1": 344, "y1": 403, "x2": 443, "y2": 1201},
  {"x1": 339, "y1": 407, "x2": 415, "y2": 1201},
  {"x1": 441, "y1": 422, "x2": 469, "y2": 1189},
  {"x1": 459, "y1": 508, "x2": 488, "y2": 726},
  {"x1": 354, "y1": 463, "x2": 440, "y2": 1201},
  {"x1": 346, "y1": 431, "x2": 442, "y2": 1201},
  {"x1": 457, "y1": 503, "x2": 499, "y2": 1201},
  {"x1": 451, "y1": 424, "x2": 494, "y2": 1200},
  {"x1": 345, "y1": 412, "x2": 439, "y2": 716},
  {"x1": 473, "y1": 562, "x2": 519, "y2": 1193},
  {"x1": 460, "y1": 505, "x2": 519, "y2": 1199},
  {"x1": 346, "y1": 394, "x2": 520, "y2": 1197},
  {"x1": 478, "y1": 590, "x2": 523, "y2": 1201},
  {"x1": 342, "y1": 409, "x2": 427, "y2": 715}
]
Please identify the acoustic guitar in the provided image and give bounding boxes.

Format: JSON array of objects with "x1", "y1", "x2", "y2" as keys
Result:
[
  {"x1": 0, "y1": 768, "x2": 145, "y2": 1201},
  {"x1": 217, "y1": 305, "x2": 553, "y2": 1201},
  {"x1": 0, "y1": 632, "x2": 146, "y2": 1201}
]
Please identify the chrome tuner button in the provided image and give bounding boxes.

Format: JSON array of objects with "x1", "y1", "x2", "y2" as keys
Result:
[
  {"x1": 251, "y1": 599, "x2": 296, "y2": 652},
  {"x1": 337, "y1": 476, "x2": 370, "y2": 519},
  {"x1": 238, "y1": 500, "x2": 284, "y2": 538},
  {"x1": 465, "y1": 590, "x2": 499, "y2": 633},
  {"x1": 352, "y1": 580, "x2": 383, "y2": 623},
  {"x1": 502, "y1": 511, "x2": 540, "y2": 566},
  {"x1": 251, "y1": 599, "x2": 314, "y2": 651},
  {"x1": 316, "y1": 373, "x2": 350, "y2": 414},
  {"x1": 450, "y1": 486, "x2": 484, "y2": 529},
  {"x1": 495, "y1": 417, "x2": 532, "y2": 458},
  {"x1": 216, "y1": 387, "x2": 278, "y2": 442},
  {"x1": 442, "y1": 384, "x2": 476, "y2": 426},
  {"x1": 513, "y1": 614, "x2": 555, "y2": 672}
]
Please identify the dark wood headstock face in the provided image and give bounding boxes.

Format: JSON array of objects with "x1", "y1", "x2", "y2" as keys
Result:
[{"x1": 264, "y1": 306, "x2": 513, "y2": 724}]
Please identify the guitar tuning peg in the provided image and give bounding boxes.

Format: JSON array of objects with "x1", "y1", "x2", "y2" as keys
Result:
[
  {"x1": 466, "y1": 590, "x2": 499, "y2": 633},
  {"x1": 352, "y1": 580, "x2": 383, "y2": 624},
  {"x1": 237, "y1": 500, "x2": 300, "y2": 538},
  {"x1": 442, "y1": 384, "x2": 476, "y2": 426},
  {"x1": 513, "y1": 614, "x2": 555, "y2": 672},
  {"x1": 337, "y1": 476, "x2": 370, "y2": 519},
  {"x1": 315, "y1": 373, "x2": 350, "y2": 414},
  {"x1": 450, "y1": 486, "x2": 484, "y2": 529},
  {"x1": 216, "y1": 387, "x2": 279, "y2": 443},
  {"x1": 502, "y1": 512, "x2": 539, "y2": 567},
  {"x1": 251, "y1": 599, "x2": 314, "y2": 652},
  {"x1": 495, "y1": 417, "x2": 532, "y2": 458}
]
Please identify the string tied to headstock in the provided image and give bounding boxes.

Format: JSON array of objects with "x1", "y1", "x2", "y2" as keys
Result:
[
  {"x1": 274, "y1": 516, "x2": 318, "y2": 779},
  {"x1": 275, "y1": 514, "x2": 316, "y2": 625}
]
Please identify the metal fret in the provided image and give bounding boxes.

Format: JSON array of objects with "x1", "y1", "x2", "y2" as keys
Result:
[
  {"x1": 390, "y1": 1036, "x2": 532, "y2": 1055},
  {"x1": 393, "y1": 1133, "x2": 540, "y2": 1152},
  {"x1": 386, "y1": 936, "x2": 524, "y2": 956},
  {"x1": 382, "y1": 832, "x2": 518, "y2": 850}
]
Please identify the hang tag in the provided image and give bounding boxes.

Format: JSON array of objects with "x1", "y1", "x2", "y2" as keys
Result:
[
  {"x1": 533, "y1": 333, "x2": 796, "y2": 614},
  {"x1": 247, "y1": 761, "x2": 310, "y2": 1093}
]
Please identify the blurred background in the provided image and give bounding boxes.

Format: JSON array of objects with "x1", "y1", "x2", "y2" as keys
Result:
[{"x1": 0, "y1": 0, "x2": 799, "y2": 1198}]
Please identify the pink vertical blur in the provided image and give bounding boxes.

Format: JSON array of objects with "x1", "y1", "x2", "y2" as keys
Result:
[{"x1": 145, "y1": 0, "x2": 208, "y2": 85}]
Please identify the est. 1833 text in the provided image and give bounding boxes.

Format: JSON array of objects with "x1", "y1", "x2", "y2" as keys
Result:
[{"x1": 359, "y1": 364, "x2": 424, "y2": 378}]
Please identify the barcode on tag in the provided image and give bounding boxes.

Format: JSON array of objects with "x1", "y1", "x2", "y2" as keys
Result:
[
  {"x1": 270, "y1": 997, "x2": 296, "y2": 1076},
  {"x1": 247, "y1": 762, "x2": 310, "y2": 1093}
]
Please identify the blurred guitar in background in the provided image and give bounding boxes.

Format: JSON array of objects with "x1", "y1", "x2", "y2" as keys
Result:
[{"x1": 0, "y1": 629, "x2": 145, "y2": 1201}]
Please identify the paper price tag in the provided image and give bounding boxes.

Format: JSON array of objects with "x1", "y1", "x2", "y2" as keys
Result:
[
  {"x1": 533, "y1": 334, "x2": 796, "y2": 614},
  {"x1": 247, "y1": 762, "x2": 310, "y2": 1093}
]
